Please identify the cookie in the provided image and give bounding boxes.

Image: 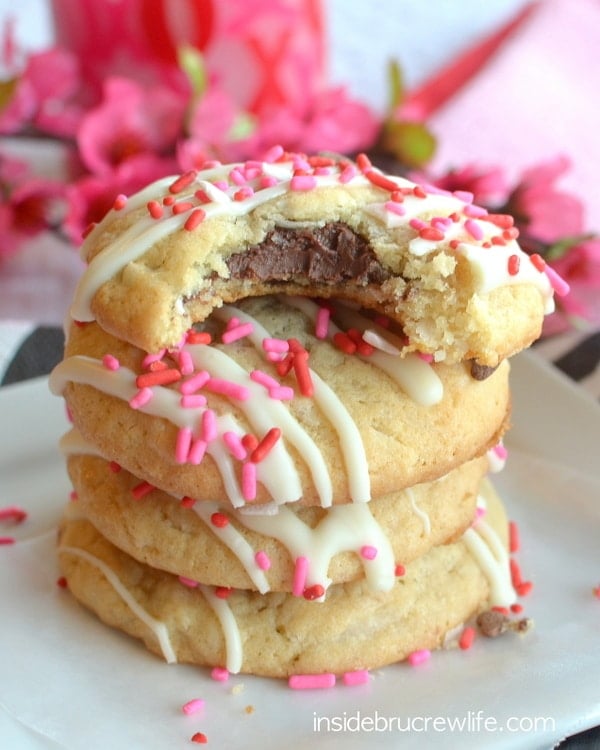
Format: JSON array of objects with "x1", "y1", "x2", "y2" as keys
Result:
[
  {"x1": 58, "y1": 479, "x2": 515, "y2": 678},
  {"x1": 65, "y1": 450, "x2": 489, "y2": 592},
  {"x1": 70, "y1": 151, "x2": 559, "y2": 365},
  {"x1": 51, "y1": 296, "x2": 511, "y2": 506}
]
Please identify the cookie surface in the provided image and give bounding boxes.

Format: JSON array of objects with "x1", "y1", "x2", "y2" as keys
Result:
[
  {"x1": 57, "y1": 480, "x2": 514, "y2": 677},
  {"x1": 51, "y1": 296, "x2": 511, "y2": 506},
  {"x1": 66, "y1": 451, "x2": 488, "y2": 592},
  {"x1": 71, "y1": 153, "x2": 555, "y2": 365}
]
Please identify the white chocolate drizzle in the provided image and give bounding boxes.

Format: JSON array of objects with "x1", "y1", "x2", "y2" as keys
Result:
[
  {"x1": 59, "y1": 545, "x2": 177, "y2": 664},
  {"x1": 406, "y1": 488, "x2": 431, "y2": 536},
  {"x1": 198, "y1": 584, "x2": 243, "y2": 674}
]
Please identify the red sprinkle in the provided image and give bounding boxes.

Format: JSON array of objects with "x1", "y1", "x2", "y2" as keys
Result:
[
  {"x1": 136, "y1": 368, "x2": 181, "y2": 388},
  {"x1": 147, "y1": 200, "x2": 163, "y2": 219},
  {"x1": 303, "y1": 584, "x2": 325, "y2": 601},
  {"x1": 0, "y1": 537, "x2": 16, "y2": 545},
  {"x1": 333, "y1": 332, "x2": 357, "y2": 355},
  {"x1": 507, "y1": 254, "x2": 520, "y2": 276},
  {"x1": 530, "y1": 253, "x2": 546, "y2": 272},
  {"x1": 57, "y1": 576, "x2": 68, "y2": 588},
  {"x1": 413, "y1": 185, "x2": 427, "y2": 198},
  {"x1": 210, "y1": 512, "x2": 229, "y2": 528},
  {"x1": 131, "y1": 481, "x2": 155, "y2": 500},
  {"x1": 356, "y1": 153, "x2": 372, "y2": 172},
  {"x1": 172, "y1": 201, "x2": 195, "y2": 215},
  {"x1": 148, "y1": 359, "x2": 169, "y2": 372},
  {"x1": 508, "y1": 521, "x2": 520, "y2": 553},
  {"x1": 184, "y1": 208, "x2": 206, "y2": 231},
  {"x1": 215, "y1": 586, "x2": 232, "y2": 599},
  {"x1": 250, "y1": 427, "x2": 281, "y2": 463},
  {"x1": 511, "y1": 603, "x2": 523, "y2": 614},
  {"x1": 108, "y1": 461, "x2": 122, "y2": 473},
  {"x1": 459, "y1": 626, "x2": 476, "y2": 650},
  {"x1": 186, "y1": 330, "x2": 212, "y2": 345},
  {"x1": 241, "y1": 434, "x2": 259, "y2": 453},
  {"x1": 419, "y1": 226, "x2": 445, "y2": 242},
  {"x1": 365, "y1": 169, "x2": 399, "y2": 192},
  {"x1": 593, "y1": 586, "x2": 600, "y2": 599},
  {"x1": 509, "y1": 558, "x2": 523, "y2": 587},
  {"x1": 169, "y1": 170, "x2": 197, "y2": 194},
  {"x1": 113, "y1": 194, "x2": 127, "y2": 210},
  {"x1": 394, "y1": 563, "x2": 405, "y2": 577},
  {"x1": 0, "y1": 506, "x2": 28, "y2": 524},
  {"x1": 516, "y1": 581, "x2": 533, "y2": 597},
  {"x1": 293, "y1": 350, "x2": 314, "y2": 397},
  {"x1": 180, "y1": 496, "x2": 196, "y2": 509},
  {"x1": 483, "y1": 213, "x2": 514, "y2": 229},
  {"x1": 191, "y1": 732, "x2": 208, "y2": 744},
  {"x1": 491, "y1": 606, "x2": 510, "y2": 616}
]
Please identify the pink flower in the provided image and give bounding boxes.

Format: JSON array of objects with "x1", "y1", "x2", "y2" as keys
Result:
[
  {"x1": 415, "y1": 164, "x2": 509, "y2": 206},
  {"x1": 63, "y1": 153, "x2": 176, "y2": 244},
  {"x1": 76, "y1": 77, "x2": 187, "y2": 176},
  {"x1": 0, "y1": 153, "x2": 65, "y2": 260},
  {"x1": 0, "y1": 47, "x2": 83, "y2": 137},
  {"x1": 508, "y1": 155, "x2": 584, "y2": 243}
]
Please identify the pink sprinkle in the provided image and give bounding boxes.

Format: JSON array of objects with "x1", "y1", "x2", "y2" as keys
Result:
[
  {"x1": 142, "y1": 350, "x2": 166, "y2": 368},
  {"x1": 242, "y1": 462, "x2": 257, "y2": 501},
  {"x1": 180, "y1": 370, "x2": 210, "y2": 395},
  {"x1": 544, "y1": 265, "x2": 571, "y2": 297},
  {"x1": 201, "y1": 409, "x2": 218, "y2": 442},
  {"x1": 269, "y1": 386, "x2": 294, "y2": 401},
  {"x1": 113, "y1": 193, "x2": 127, "y2": 210},
  {"x1": 182, "y1": 698, "x2": 205, "y2": 715},
  {"x1": 178, "y1": 350, "x2": 194, "y2": 376},
  {"x1": 314, "y1": 167, "x2": 332, "y2": 176},
  {"x1": 188, "y1": 438, "x2": 207, "y2": 465},
  {"x1": 315, "y1": 306, "x2": 330, "y2": 339},
  {"x1": 463, "y1": 203, "x2": 488, "y2": 218},
  {"x1": 211, "y1": 667, "x2": 229, "y2": 682},
  {"x1": 250, "y1": 370, "x2": 280, "y2": 390},
  {"x1": 229, "y1": 167, "x2": 246, "y2": 185},
  {"x1": 179, "y1": 576, "x2": 199, "y2": 588},
  {"x1": 417, "y1": 352, "x2": 434, "y2": 363},
  {"x1": 180, "y1": 394, "x2": 207, "y2": 409},
  {"x1": 223, "y1": 431, "x2": 247, "y2": 460},
  {"x1": 339, "y1": 164, "x2": 358, "y2": 184},
  {"x1": 409, "y1": 218, "x2": 427, "y2": 231},
  {"x1": 290, "y1": 175, "x2": 317, "y2": 191},
  {"x1": 262, "y1": 144, "x2": 284, "y2": 163},
  {"x1": 175, "y1": 427, "x2": 193, "y2": 464},
  {"x1": 255, "y1": 550, "x2": 271, "y2": 570},
  {"x1": 205, "y1": 379, "x2": 250, "y2": 401},
  {"x1": 289, "y1": 673, "x2": 336, "y2": 690},
  {"x1": 262, "y1": 337, "x2": 289, "y2": 354},
  {"x1": 102, "y1": 354, "x2": 120, "y2": 371},
  {"x1": 493, "y1": 443, "x2": 508, "y2": 460},
  {"x1": 129, "y1": 387, "x2": 153, "y2": 409},
  {"x1": 384, "y1": 200, "x2": 406, "y2": 217},
  {"x1": 431, "y1": 216, "x2": 453, "y2": 230},
  {"x1": 360, "y1": 545, "x2": 378, "y2": 560},
  {"x1": 222, "y1": 321, "x2": 254, "y2": 344},
  {"x1": 464, "y1": 218, "x2": 484, "y2": 240},
  {"x1": 214, "y1": 180, "x2": 228, "y2": 191},
  {"x1": 225, "y1": 317, "x2": 240, "y2": 331},
  {"x1": 292, "y1": 155, "x2": 310, "y2": 171},
  {"x1": 408, "y1": 649, "x2": 431, "y2": 666},
  {"x1": 0, "y1": 536, "x2": 16, "y2": 545},
  {"x1": 0, "y1": 506, "x2": 27, "y2": 524},
  {"x1": 292, "y1": 556, "x2": 309, "y2": 597},
  {"x1": 453, "y1": 190, "x2": 474, "y2": 203},
  {"x1": 342, "y1": 669, "x2": 370, "y2": 686},
  {"x1": 475, "y1": 506, "x2": 487, "y2": 520}
]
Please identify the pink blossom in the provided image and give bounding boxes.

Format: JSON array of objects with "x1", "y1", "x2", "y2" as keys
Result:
[
  {"x1": 63, "y1": 153, "x2": 176, "y2": 244},
  {"x1": 0, "y1": 47, "x2": 83, "y2": 137},
  {"x1": 415, "y1": 164, "x2": 509, "y2": 206},
  {"x1": 508, "y1": 155, "x2": 584, "y2": 243},
  {"x1": 76, "y1": 77, "x2": 187, "y2": 176},
  {"x1": 0, "y1": 153, "x2": 65, "y2": 260}
]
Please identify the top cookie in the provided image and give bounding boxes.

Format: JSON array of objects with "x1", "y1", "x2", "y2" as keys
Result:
[{"x1": 71, "y1": 148, "x2": 557, "y2": 365}]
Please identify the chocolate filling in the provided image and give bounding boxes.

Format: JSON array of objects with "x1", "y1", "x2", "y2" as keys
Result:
[{"x1": 226, "y1": 222, "x2": 391, "y2": 286}]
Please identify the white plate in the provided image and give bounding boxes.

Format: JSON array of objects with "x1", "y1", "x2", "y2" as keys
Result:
[{"x1": 0, "y1": 351, "x2": 599, "y2": 750}]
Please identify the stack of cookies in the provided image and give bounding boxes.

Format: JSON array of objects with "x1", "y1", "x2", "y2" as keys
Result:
[{"x1": 50, "y1": 149, "x2": 560, "y2": 678}]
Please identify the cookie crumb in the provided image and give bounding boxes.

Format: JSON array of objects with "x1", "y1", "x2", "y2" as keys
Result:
[
  {"x1": 230, "y1": 683, "x2": 245, "y2": 695},
  {"x1": 245, "y1": 705, "x2": 255, "y2": 715},
  {"x1": 477, "y1": 610, "x2": 509, "y2": 638}
]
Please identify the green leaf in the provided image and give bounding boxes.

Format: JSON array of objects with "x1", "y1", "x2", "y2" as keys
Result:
[
  {"x1": 0, "y1": 77, "x2": 18, "y2": 110},
  {"x1": 177, "y1": 45, "x2": 206, "y2": 100},
  {"x1": 387, "y1": 59, "x2": 405, "y2": 112},
  {"x1": 545, "y1": 233, "x2": 596, "y2": 261},
  {"x1": 228, "y1": 112, "x2": 256, "y2": 142},
  {"x1": 381, "y1": 121, "x2": 437, "y2": 168}
]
